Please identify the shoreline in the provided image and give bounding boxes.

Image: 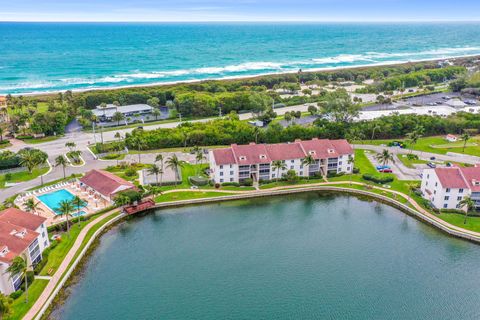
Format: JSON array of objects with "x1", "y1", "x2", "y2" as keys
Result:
[
  {"x1": 9, "y1": 53, "x2": 480, "y2": 97},
  {"x1": 37, "y1": 186, "x2": 480, "y2": 319}
]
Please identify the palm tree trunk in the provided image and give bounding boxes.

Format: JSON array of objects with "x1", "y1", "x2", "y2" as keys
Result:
[
  {"x1": 25, "y1": 272, "x2": 28, "y2": 303},
  {"x1": 66, "y1": 214, "x2": 70, "y2": 234},
  {"x1": 464, "y1": 211, "x2": 468, "y2": 224},
  {"x1": 138, "y1": 153, "x2": 141, "y2": 163},
  {"x1": 63, "y1": 166, "x2": 66, "y2": 179}
]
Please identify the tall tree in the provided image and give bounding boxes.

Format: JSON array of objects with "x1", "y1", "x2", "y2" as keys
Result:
[
  {"x1": 166, "y1": 154, "x2": 183, "y2": 185},
  {"x1": 112, "y1": 111, "x2": 125, "y2": 126},
  {"x1": 458, "y1": 197, "x2": 476, "y2": 224},
  {"x1": 155, "y1": 154, "x2": 164, "y2": 186},
  {"x1": 6, "y1": 256, "x2": 29, "y2": 303},
  {"x1": 376, "y1": 149, "x2": 395, "y2": 168},
  {"x1": 301, "y1": 155, "x2": 315, "y2": 180},
  {"x1": 271, "y1": 160, "x2": 287, "y2": 182},
  {"x1": 147, "y1": 164, "x2": 161, "y2": 185},
  {"x1": 55, "y1": 155, "x2": 68, "y2": 178},
  {"x1": 71, "y1": 196, "x2": 84, "y2": 224},
  {"x1": 57, "y1": 200, "x2": 73, "y2": 234},
  {"x1": 461, "y1": 132, "x2": 471, "y2": 153},
  {"x1": 24, "y1": 198, "x2": 40, "y2": 215}
]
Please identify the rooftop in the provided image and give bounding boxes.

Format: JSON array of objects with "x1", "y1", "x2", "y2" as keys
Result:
[
  {"x1": 79, "y1": 169, "x2": 135, "y2": 199},
  {"x1": 434, "y1": 165, "x2": 480, "y2": 191},
  {"x1": 93, "y1": 104, "x2": 153, "y2": 118},
  {"x1": 212, "y1": 138, "x2": 353, "y2": 165}
]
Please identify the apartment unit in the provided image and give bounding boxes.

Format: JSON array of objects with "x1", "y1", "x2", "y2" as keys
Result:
[
  {"x1": 209, "y1": 138, "x2": 354, "y2": 184},
  {"x1": 420, "y1": 165, "x2": 480, "y2": 210},
  {"x1": 0, "y1": 208, "x2": 50, "y2": 295}
]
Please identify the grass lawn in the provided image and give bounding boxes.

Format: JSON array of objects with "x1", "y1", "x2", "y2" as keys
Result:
[
  {"x1": 0, "y1": 167, "x2": 49, "y2": 188},
  {"x1": 155, "y1": 191, "x2": 236, "y2": 202},
  {"x1": 127, "y1": 145, "x2": 229, "y2": 155},
  {"x1": 435, "y1": 212, "x2": 480, "y2": 233},
  {"x1": 21, "y1": 135, "x2": 61, "y2": 145},
  {"x1": 357, "y1": 135, "x2": 480, "y2": 157},
  {"x1": 7, "y1": 279, "x2": 49, "y2": 320},
  {"x1": 396, "y1": 154, "x2": 430, "y2": 168},
  {"x1": 0, "y1": 141, "x2": 12, "y2": 149}
]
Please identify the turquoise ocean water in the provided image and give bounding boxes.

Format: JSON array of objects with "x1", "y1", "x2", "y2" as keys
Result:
[{"x1": 1, "y1": 22, "x2": 480, "y2": 94}]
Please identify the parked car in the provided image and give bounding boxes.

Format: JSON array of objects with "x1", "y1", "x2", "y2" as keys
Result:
[
  {"x1": 379, "y1": 169, "x2": 393, "y2": 173},
  {"x1": 376, "y1": 165, "x2": 391, "y2": 170},
  {"x1": 446, "y1": 162, "x2": 452, "y2": 167},
  {"x1": 427, "y1": 162, "x2": 436, "y2": 168}
]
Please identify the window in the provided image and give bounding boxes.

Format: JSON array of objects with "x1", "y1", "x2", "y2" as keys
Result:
[
  {"x1": 220, "y1": 179, "x2": 224, "y2": 183},
  {"x1": 42, "y1": 232, "x2": 45, "y2": 238},
  {"x1": 444, "y1": 196, "x2": 449, "y2": 201},
  {"x1": 435, "y1": 182, "x2": 438, "y2": 187},
  {"x1": 339, "y1": 161, "x2": 342, "y2": 165},
  {"x1": 272, "y1": 173, "x2": 276, "y2": 178},
  {"x1": 457, "y1": 196, "x2": 462, "y2": 201},
  {"x1": 220, "y1": 165, "x2": 223, "y2": 169},
  {"x1": 426, "y1": 182, "x2": 428, "y2": 186},
  {"x1": 230, "y1": 171, "x2": 234, "y2": 175},
  {"x1": 291, "y1": 160, "x2": 294, "y2": 163},
  {"x1": 434, "y1": 190, "x2": 436, "y2": 195},
  {"x1": 347, "y1": 167, "x2": 350, "y2": 171},
  {"x1": 290, "y1": 166, "x2": 294, "y2": 170},
  {"x1": 230, "y1": 178, "x2": 234, "y2": 182},
  {"x1": 300, "y1": 165, "x2": 303, "y2": 169},
  {"x1": 446, "y1": 188, "x2": 451, "y2": 193},
  {"x1": 443, "y1": 204, "x2": 448, "y2": 208},
  {"x1": 220, "y1": 172, "x2": 224, "y2": 176},
  {"x1": 459, "y1": 188, "x2": 464, "y2": 193},
  {"x1": 229, "y1": 164, "x2": 232, "y2": 168},
  {"x1": 44, "y1": 241, "x2": 48, "y2": 247},
  {"x1": 427, "y1": 174, "x2": 430, "y2": 179}
]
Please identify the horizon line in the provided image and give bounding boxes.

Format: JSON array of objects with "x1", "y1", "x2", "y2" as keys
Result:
[{"x1": 2, "y1": 19, "x2": 480, "y2": 23}]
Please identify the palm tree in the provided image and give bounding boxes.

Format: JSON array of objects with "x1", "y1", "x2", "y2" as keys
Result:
[
  {"x1": 195, "y1": 150, "x2": 205, "y2": 176},
  {"x1": 114, "y1": 194, "x2": 131, "y2": 210},
  {"x1": 458, "y1": 196, "x2": 476, "y2": 224},
  {"x1": 65, "y1": 141, "x2": 76, "y2": 152},
  {"x1": 166, "y1": 154, "x2": 183, "y2": 185},
  {"x1": 71, "y1": 196, "x2": 84, "y2": 224},
  {"x1": 152, "y1": 108, "x2": 161, "y2": 121},
  {"x1": 376, "y1": 149, "x2": 395, "y2": 168},
  {"x1": 130, "y1": 137, "x2": 146, "y2": 163},
  {"x1": 56, "y1": 200, "x2": 73, "y2": 234},
  {"x1": 112, "y1": 111, "x2": 125, "y2": 126},
  {"x1": 147, "y1": 164, "x2": 161, "y2": 185},
  {"x1": 18, "y1": 149, "x2": 48, "y2": 185},
  {"x1": 271, "y1": 160, "x2": 287, "y2": 182},
  {"x1": 0, "y1": 126, "x2": 4, "y2": 142},
  {"x1": 24, "y1": 198, "x2": 40, "y2": 215},
  {"x1": 69, "y1": 150, "x2": 82, "y2": 164},
  {"x1": 0, "y1": 293, "x2": 12, "y2": 318},
  {"x1": 406, "y1": 130, "x2": 421, "y2": 154},
  {"x1": 461, "y1": 132, "x2": 471, "y2": 153},
  {"x1": 347, "y1": 155, "x2": 355, "y2": 186},
  {"x1": 405, "y1": 182, "x2": 418, "y2": 200},
  {"x1": 55, "y1": 155, "x2": 68, "y2": 178},
  {"x1": 114, "y1": 132, "x2": 121, "y2": 142},
  {"x1": 301, "y1": 155, "x2": 315, "y2": 180},
  {"x1": 155, "y1": 154, "x2": 164, "y2": 186},
  {"x1": 99, "y1": 102, "x2": 108, "y2": 117},
  {"x1": 6, "y1": 256, "x2": 29, "y2": 303}
]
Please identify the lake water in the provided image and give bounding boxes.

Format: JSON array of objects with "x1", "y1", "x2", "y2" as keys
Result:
[
  {"x1": 2, "y1": 23, "x2": 480, "y2": 94},
  {"x1": 51, "y1": 193, "x2": 480, "y2": 320}
]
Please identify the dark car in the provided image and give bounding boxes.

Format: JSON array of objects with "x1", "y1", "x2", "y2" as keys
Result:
[
  {"x1": 427, "y1": 162, "x2": 436, "y2": 168},
  {"x1": 430, "y1": 156, "x2": 436, "y2": 161}
]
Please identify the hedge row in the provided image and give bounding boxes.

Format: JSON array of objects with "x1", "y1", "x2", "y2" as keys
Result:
[{"x1": 362, "y1": 174, "x2": 394, "y2": 184}]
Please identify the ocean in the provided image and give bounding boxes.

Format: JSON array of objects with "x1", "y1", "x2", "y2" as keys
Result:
[{"x1": 1, "y1": 22, "x2": 480, "y2": 94}]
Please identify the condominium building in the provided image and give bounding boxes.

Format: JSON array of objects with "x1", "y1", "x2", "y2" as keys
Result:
[
  {"x1": 0, "y1": 208, "x2": 50, "y2": 295},
  {"x1": 209, "y1": 138, "x2": 354, "y2": 184},
  {"x1": 420, "y1": 165, "x2": 480, "y2": 210}
]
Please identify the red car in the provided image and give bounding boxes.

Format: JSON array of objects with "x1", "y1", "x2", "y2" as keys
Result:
[{"x1": 379, "y1": 169, "x2": 393, "y2": 173}]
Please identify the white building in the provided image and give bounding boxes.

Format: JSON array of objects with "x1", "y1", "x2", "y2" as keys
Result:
[
  {"x1": 93, "y1": 104, "x2": 153, "y2": 122},
  {"x1": 445, "y1": 134, "x2": 458, "y2": 142},
  {"x1": 0, "y1": 208, "x2": 50, "y2": 295},
  {"x1": 420, "y1": 166, "x2": 480, "y2": 210},
  {"x1": 209, "y1": 138, "x2": 354, "y2": 184}
]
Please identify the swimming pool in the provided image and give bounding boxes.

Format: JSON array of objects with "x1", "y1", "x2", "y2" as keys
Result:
[{"x1": 37, "y1": 189, "x2": 86, "y2": 215}]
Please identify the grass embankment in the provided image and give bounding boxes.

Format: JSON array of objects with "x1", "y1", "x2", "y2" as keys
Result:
[
  {"x1": 0, "y1": 167, "x2": 49, "y2": 188},
  {"x1": 357, "y1": 135, "x2": 480, "y2": 157},
  {"x1": 21, "y1": 136, "x2": 61, "y2": 145},
  {"x1": 8, "y1": 280, "x2": 49, "y2": 320}
]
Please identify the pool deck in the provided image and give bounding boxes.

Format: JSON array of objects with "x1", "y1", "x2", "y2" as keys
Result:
[{"x1": 17, "y1": 182, "x2": 110, "y2": 226}]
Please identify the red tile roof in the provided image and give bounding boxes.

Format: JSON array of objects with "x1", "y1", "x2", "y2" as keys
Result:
[
  {"x1": 459, "y1": 166, "x2": 480, "y2": 192},
  {"x1": 0, "y1": 209, "x2": 45, "y2": 264},
  {"x1": 79, "y1": 169, "x2": 135, "y2": 198},
  {"x1": 0, "y1": 208, "x2": 46, "y2": 231},
  {"x1": 211, "y1": 139, "x2": 353, "y2": 165},
  {"x1": 266, "y1": 143, "x2": 305, "y2": 161},
  {"x1": 434, "y1": 167, "x2": 469, "y2": 189}
]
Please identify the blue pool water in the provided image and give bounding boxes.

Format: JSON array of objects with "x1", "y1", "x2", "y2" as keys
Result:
[{"x1": 38, "y1": 189, "x2": 85, "y2": 215}]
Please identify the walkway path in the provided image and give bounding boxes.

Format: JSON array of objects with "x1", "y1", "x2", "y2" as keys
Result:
[{"x1": 25, "y1": 208, "x2": 120, "y2": 320}]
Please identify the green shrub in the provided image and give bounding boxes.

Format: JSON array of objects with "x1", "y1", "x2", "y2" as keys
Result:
[
  {"x1": 327, "y1": 171, "x2": 345, "y2": 178},
  {"x1": 352, "y1": 167, "x2": 360, "y2": 174},
  {"x1": 362, "y1": 174, "x2": 394, "y2": 184},
  {"x1": 124, "y1": 167, "x2": 137, "y2": 177},
  {"x1": 189, "y1": 176, "x2": 209, "y2": 186},
  {"x1": 10, "y1": 290, "x2": 23, "y2": 300},
  {"x1": 4, "y1": 173, "x2": 12, "y2": 181},
  {"x1": 240, "y1": 178, "x2": 253, "y2": 186},
  {"x1": 407, "y1": 154, "x2": 419, "y2": 160},
  {"x1": 221, "y1": 182, "x2": 240, "y2": 187},
  {"x1": 102, "y1": 153, "x2": 121, "y2": 160}
]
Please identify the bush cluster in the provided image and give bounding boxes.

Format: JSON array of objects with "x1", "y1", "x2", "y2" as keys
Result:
[{"x1": 362, "y1": 174, "x2": 394, "y2": 184}]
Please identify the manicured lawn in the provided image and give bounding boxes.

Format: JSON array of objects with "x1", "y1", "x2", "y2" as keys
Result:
[
  {"x1": 0, "y1": 167, "x2": 49, "y2": 188},
  {"x1": 396, "y1": 154, "x2": 430, "y2": 168},
  {"x1": 7, "y1": 279, "x2": 49, "y2": 320},
  {"x1": 0, "y1": 141, "x2": 12, "y2": 149},
  {"x1": 357, "y1": 135, "x2": 480, "y2": 157},
  {"x1": 155, "y1": 191, "x2": 236, "y2": 202},
  {"x1": 435, "y1": 212, "x2": 480, "y2": 233},
  {"x1": 21, "y1": 135, "x2": 61, "y2": 144}
]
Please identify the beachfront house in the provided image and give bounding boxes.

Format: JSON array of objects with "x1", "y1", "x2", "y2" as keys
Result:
[
  {"x1": 0, "y1": 208, "x2": 50, "y2": 295},
  {"x1": 209, "y1": 138, "x2": 354, "y2": 184},
  {"x1": 79, "y1": 169, "x2": 136, "y2": 202},
  {"x1": 420, "y1": 165, "x2": 480, "y2": 210},
  {"x1": 92, "y1": 104, "x2": 153, "y2": 122}
]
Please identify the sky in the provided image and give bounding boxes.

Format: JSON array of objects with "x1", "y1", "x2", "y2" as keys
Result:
[{"x1": 1, "y1": 0, "x2": 480, "y2": 22}]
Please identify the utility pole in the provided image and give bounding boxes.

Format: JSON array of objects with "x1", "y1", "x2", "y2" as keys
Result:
[{"x1": 92, "y1": 120, "x2": 97, "y2": 144}]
